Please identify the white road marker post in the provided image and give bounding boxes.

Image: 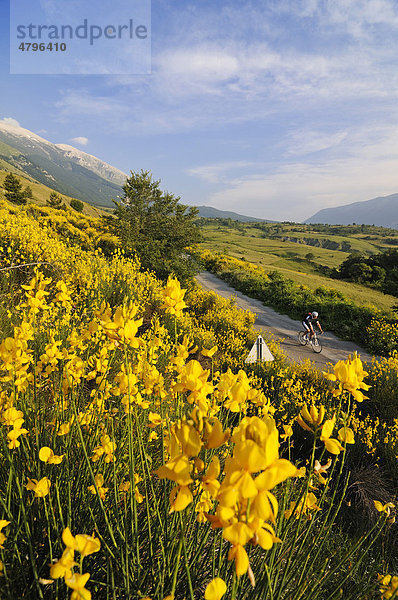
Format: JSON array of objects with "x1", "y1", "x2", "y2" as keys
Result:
[{"x1": 245, "y1": 335, "x2": 274, "y2": 364}]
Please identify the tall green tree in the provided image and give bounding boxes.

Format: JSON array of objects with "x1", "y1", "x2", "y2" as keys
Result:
[
  {"x1": 109, "y1": 170, "x2": 201, "y2": 280},
  {"x1": 3, "y1": 173, "x2": 27, "y2": 205}
]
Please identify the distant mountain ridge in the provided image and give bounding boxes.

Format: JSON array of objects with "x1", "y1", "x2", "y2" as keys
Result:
[
  {"x1": 306, "y1": 193, "x2": 398, "y2": 228},
  {"x1": 197, "y1": 205, "x2": 270, "y2": 222},
  {"x1": 0, "y1": 121, "x2": 127, "y2": 208}
]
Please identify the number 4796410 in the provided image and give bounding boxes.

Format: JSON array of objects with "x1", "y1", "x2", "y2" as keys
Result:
[{"x1": 18, "y1": 42, "x2": 66, "y2": 51}]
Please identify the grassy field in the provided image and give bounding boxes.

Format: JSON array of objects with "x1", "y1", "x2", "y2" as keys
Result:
[{"x1": 200, "y1": 221, "x2": 398, "y2": 313}]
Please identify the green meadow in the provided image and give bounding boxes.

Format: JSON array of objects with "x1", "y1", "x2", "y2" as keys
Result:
[{"x1": 200, "y1": 221, "x2": 398, "y2": 314}]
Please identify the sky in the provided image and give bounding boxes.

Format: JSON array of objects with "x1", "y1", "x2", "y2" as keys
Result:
[{"x1": 1, "y1": 0, "x2": 398, "y2": 221}]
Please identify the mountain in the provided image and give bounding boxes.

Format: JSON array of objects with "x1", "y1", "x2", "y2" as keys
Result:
[
  {"x1": 197, "y1": 205, "x2": 270, "y2": 222},
  {"x1": 0, "y1": 121, "x2": 127, "y2": 208},
  {"x1": 55, "y1": 144, "x2": 126, "y2": 186},
  {"x1": 305, "y1": 193, "x2": 398, "y2": 228}
]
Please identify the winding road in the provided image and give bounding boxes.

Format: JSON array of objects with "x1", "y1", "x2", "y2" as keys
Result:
[{"x1": 196, "y1": 271, "x2": 374, "y2": 368}]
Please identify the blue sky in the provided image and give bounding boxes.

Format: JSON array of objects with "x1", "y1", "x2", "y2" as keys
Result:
[{"x1": 1, "y1": 0, "x2": 398, "y2": 221}]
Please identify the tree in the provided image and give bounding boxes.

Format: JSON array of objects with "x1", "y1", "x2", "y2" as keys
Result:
[
  {"x1": 24, "y1": 185, "x2": 33, "y2": 199},
  {"x1": 108, "y1": 170, "x2": 201, "y2": 280},
  {"x1": 70, "y1": 198, "x2": 84, "y2": 213},
  {"x1": 341, "y1": 240, "x2": 351, "y2": 252},
  {"x1": 47, "y1": 191, "x2": 65, "y2": 209},
  {"x1": 3, "y1": 173, "x2": 27, "y2": 205}
]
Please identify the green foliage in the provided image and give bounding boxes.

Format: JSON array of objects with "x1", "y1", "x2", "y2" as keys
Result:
[
  {"x1": 24, "y1": 185, "x2": 33, "y2": 199},
  {"x1": 3, "y1": 173, "x2": 28, "y2": 205},
  {"x1": 109, "y1": 170, "x2": 201, "y2": 281},
  {"x1": 70, "y1": 198, "x2": 84, "y2": 213},
  {"x1": 337, "y1": 250, "x2": 398, "y2": 297},
  {"x1": 47, "y1": 191, "x2": 66, "y2": 210}
]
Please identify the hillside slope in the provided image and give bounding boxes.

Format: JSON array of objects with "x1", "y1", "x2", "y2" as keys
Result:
[
  {"x1": 0, "y1": 170, "x2": 104, "y2": 218},
  {"x1": 306, "y1": 193, "x2": 398, "y2": 227}
]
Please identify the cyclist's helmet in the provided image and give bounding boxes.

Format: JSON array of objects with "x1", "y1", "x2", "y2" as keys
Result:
[{"x1": 312, "y1": 311, "x2": 319, "y2": 319}]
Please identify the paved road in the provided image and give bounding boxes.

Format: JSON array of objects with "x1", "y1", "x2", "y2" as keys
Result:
[{"x1": 196, "y1": 271, "x2": 374, "y2": 368}]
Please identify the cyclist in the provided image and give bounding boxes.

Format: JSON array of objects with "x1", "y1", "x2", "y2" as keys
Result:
[{"x1": 302, "y1": 311, "x2": 323, "y2": 341}]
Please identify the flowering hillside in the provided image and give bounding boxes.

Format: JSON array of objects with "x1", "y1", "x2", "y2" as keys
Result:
[{"x1": 0, "y1": 199, "x2": 396, "y2": 600}]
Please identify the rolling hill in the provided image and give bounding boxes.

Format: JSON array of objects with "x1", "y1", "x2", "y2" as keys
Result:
[
  {"x1": 197, "y1": 205, "x2": 272, "y2": 222},
  {"x1": 306, "y1": 193, "x2": 398, "y2": 228}
]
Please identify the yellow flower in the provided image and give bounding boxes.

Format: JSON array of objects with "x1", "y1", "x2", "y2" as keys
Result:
[
  {"x1": 147, "y1": 412, "x2": 162, "y2": 427},
  {"x1": 55, "y1": 280, "x2": 72, "y2": 308},
  {"x1": 297, "y1": 403, "x2": 325, "y2": 432},
  {"x1": 161, "y1": 276, "x2": 187, "y2": 317},
  {"x1": 324, "y1": 353, "x2": 370, "y2": 402},
  {"x1": 2, "y1": 407, "x2": 24, "y2": 426},
  {"x1": 26, "y1": 477, "x2": 51, "y2": 498},
  {"x1": 156, "y1": 455, "x2": 193, "y2": 487},
  {"x1": 88, "y1": 474, "x2": 108, "y2": 501},
  {"x1": 202, "y1": 345, "x2": 218, "y2": 358},
  {"x1": 39, "y1": 446, "x2": 64, "y2": 464},
  {"x1": 338, "y1": 426, "x2": 355, "y2": 444},
  {"x1": 379, "y1": 574, "x2": 398, "y2": 599},
  {"x1": 65, "y1": 572, "x2": 91, "y2": 600},
  {"x1": 313, "y1": 459, "x2": 332, "y2": 484},
  {"x1": 0, "y1": 520, "x2": 10, "y2": 549},
  {"x1": 201, "y1": 456, "x2": 221, "y2": 498},
  {"x1": 7, "y1": 419, "x2": 28, "y2": 449},
  {"x1": 119, "y1": 481, "x2": 131, "y2": 493},
  {"x1": 203, "y1": 418, "x2": 230, "y2": 449},
  {"x1": 228, "y1": 544, "x2": 249, "y2": 576},
  {"x1": 50, "y1": 547, "x2": 76, "y2": 580},
  {"x1": 320, "y1": 417, "x2": 344, "y2": 455},
  {"x1": 174, "y1": 421, "x2": 202, "y2": 457},
  {"x1": 91, "y1": 434, "x2": 115, "y2": 463},
  {"x1": 205, "y1": 577, "x2": 227, "y2": 600},
  {"x1": 57, "y1": 422, "x2": 71, "y2": 436},
  {"x1": 62, "y1": 527, "x2": 101, "y2": 556},
  {"x1": 169, "y1": 485, "x2": 193, "y2": 513},
  {"x1": 374, "y1": 501, "x2": 395, "y2": 515},
  {"x1": 285, "y1": 492, "x2": 321, "y2": 520},
  {"x1": 281, "y1": 424, "x2": 293, "y2": 439}
]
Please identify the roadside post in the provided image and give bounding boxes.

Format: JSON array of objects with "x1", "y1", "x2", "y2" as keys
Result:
[{"x1": 245, "y1": 334, "x2": 274, "y2": 364}]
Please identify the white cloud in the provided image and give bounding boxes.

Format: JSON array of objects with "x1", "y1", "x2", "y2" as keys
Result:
[
  {"x1": 55, "y1": 31, "x2": 398, "y2": 138},
  {"x1": 207, "y1": 125, "x2": 398, "y2": 221},
  {"x1": 285, "y1": 130, "x2": 348, "y2": 156},
  {"x1": 187, "y1": 161, "x2": 255, "y2": 184},
  {"x1": 70, "y1": 136, "x2": 89, "y2": 146},
  {"x1": 0, "y1": 117, "x2": 21, "y2": 127}
]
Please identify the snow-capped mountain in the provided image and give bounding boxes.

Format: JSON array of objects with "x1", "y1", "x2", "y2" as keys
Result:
[
  {"x1": 0, "y1": 121, "x2": 127, "y2": 208},
  {"x1": 56, "y1": 144, "x2": 126, "y2": 186}
]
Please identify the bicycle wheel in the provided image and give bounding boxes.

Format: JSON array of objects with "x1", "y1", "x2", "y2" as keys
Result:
[
  {"x1": 311, "y1": 337, "x2": 322, "y2": 353},
  {"x1": 298, "y1": 331, "x2": 308, "y2": 346}
]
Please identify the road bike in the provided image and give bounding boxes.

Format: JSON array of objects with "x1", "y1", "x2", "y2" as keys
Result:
[{"x1": 298, "y1": 330, "x2": 322, "y2": 353}]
